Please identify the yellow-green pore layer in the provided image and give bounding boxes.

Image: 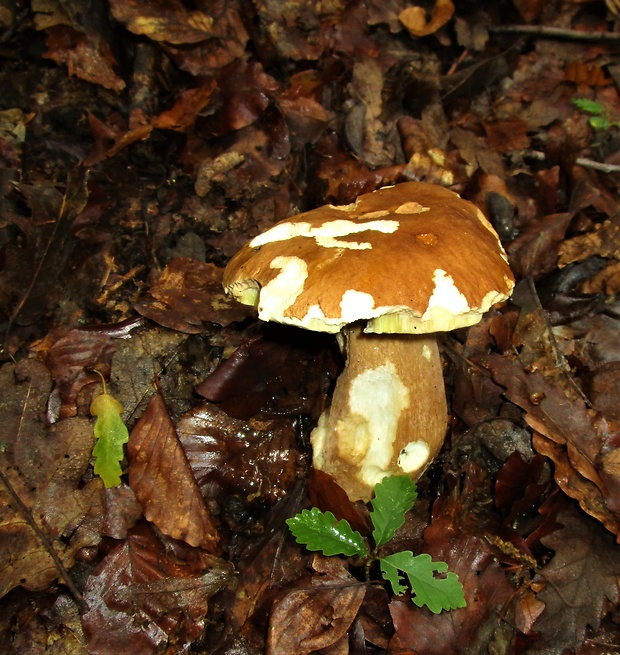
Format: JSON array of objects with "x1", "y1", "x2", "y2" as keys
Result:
[{"x1": 223, "y1": 182, "x2": 515, "y2": 335}]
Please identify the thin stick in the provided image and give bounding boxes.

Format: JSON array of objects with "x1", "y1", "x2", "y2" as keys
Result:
[
  {"x1": 489, "y1": 24, "x2": 620, "y2": 43},
  {"x1": 575, "y1": 157, "x2": 620, "y2": 173},
  {"x1": 0, "y1": 466, "x2": 86, "y2": 609}
]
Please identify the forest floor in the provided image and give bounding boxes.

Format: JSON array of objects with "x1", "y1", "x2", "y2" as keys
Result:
[{"x1": 0, "y1": 1, "x2": 619, "y2": 653}]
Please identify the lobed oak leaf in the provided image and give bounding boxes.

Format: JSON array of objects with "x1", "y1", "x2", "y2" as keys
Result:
[{"x1": 127, "y1": 392, "x2": 219, "y2": 552}]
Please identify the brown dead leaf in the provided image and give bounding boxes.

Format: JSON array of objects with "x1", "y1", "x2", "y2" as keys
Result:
[
  {"x1": 399, "y1": 0, "x2": 454, "y2": 37},
  {"x1": 44, "y1": 323, "x2": 132, "y2": 419},
  {"x1": 127, "y1": 392, "x2": 219, "y2": 552},
  {"x1": 253, "y1": 0, "x2": 346, "y2": 61},
  {"x1": 134, "y1": 258, "x2": 252, "y2": 334},
  {"x1": 267, "y1": 555, "x2": 366, "y2": 655},
  {"x1": 177, "y1": 400, "x2": 302, "y2": 503},
  {"x1": 485, "y1": 117, "x2": 531, "y2": 152},
  {"x1": 109, "y1": 0, "x2": 214, "y2": 44},
  {"x1": 582, "y1": 260, "x2": 620, "y2": 295},
  {"x1": 485, "y1": 354, "x2": 620, "y2": 538},
  {"x1": 344, "y1": 58, "x2": 395, "y2": 168},
  {"x1": 531, "y1": 504, "x2": 620, "y2": 653},
  {"x1": 450, "y1": 126, "x2": 506, "y2": 179},
  {"x1": 43, "y1": 25, "x2": 125, "y2": 92},
  {"x1": 389, "y1": 474, "x2": 516, "y2": 654},
  {"x1": 506, "y1": 213, "x2": 573, "y2": 280},
  {"x1": 195, "y1": 327, "x2": 337, "y2": 421},
  {"x1": 152, "y1": 82, "x2": 217, "y2": 132},
  {"x1": 82, "y1": 525, "x2": 232, "y2": 655},
  {"x1": 558, "y1": 215, "x2": 620, "y2": 267},
  {"x1": 0, "y1": 359, "x2": 103, "y2": 597}
]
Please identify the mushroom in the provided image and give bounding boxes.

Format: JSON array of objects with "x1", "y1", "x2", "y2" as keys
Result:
[{"x1": 223, "y1": 182, "x2": 515, "y2": 501}]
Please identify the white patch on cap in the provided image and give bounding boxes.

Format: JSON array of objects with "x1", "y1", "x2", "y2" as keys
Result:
[
  {"x1": 395, "y1": 202, "x2": 430, "y2": 214},
  {"x1": 335, "y1": 363, "x2": 410, "y2": 488},
  {"x1": 423, "y1": 269, "x2": 470, "y2": 320},
  {"x1": 398, "y1": 440, "x2": 431, "y2": 474},
  {"x1": 258, "y1": 256, "x2": 308, "y2": 320},
  {"x1": 340, "y1": 290, "x2": 375, "y2": 320},
  {"x1": 250, "y1": 219, "x2": 399, "y2": 250}
]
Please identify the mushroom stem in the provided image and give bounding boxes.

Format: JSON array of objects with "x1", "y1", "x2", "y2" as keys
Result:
[{"x1": 310, "y1": 325, "x2": 448, "y2": 502}]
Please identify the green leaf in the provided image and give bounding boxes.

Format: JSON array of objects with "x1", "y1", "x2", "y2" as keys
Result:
[
  {"x1": 380, "y1": 551, "x2": 467, "y2": 614},
  {"x1": 286, "y1": 508, "x2": 368, "y2": 557},
  {"x1": 572, "y1": 98, "x2": 604, "y2": 115},
  {"x1": 90, "y1": 391, "x2": 129, "y2": 488},
  {"x1": 370, "y1": 475, "x2": 417, "y2": 547},
  {"x1": 588, "y1": 115, "x2": 611, "y2": 130}
]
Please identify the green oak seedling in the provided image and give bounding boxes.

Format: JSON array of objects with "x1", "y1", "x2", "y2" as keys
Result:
[
  {"x1": 90, "y1": 372, "x2": 129, "y2": 488},
  {"x1": 286, "y1": 475, "x2": 466, "y2": 614}
]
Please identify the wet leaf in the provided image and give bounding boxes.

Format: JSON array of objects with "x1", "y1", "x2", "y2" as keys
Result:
[
  {"x1": 177, "y1": 400, "x2": 302, "y2": 503},
  {"x1": 531, "y1": 505, "x2": 620, "y2": 653},
  {"x1": 134, "y1": 258, "x2": 251, "y2": 333},
  {"x1": 82, "y1": 525, "x2": 232, "y2": 655},
  {"x1": 128, "y1": 392, "x2": 219, "y2": 552},
  {"x1": 267, "y1": 556, "x2": 366, "y2": 655},
  {"x1": 286, "y1": 508, "x2": 367, "y2": 557}
]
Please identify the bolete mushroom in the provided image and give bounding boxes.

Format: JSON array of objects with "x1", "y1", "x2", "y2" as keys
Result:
[{"x1": 223, "y1": 182, "x2": 515, "y2": 501}]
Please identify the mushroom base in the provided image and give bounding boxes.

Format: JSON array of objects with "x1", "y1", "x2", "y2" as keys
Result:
[{"x1": 310, "y1": 326, "x2": 448, "y2": 502}]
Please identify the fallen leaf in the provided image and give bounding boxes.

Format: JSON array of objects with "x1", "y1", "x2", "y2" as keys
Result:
[
  {"x1": 109, "y1": 0, "x2": 215, "y2": 44},
  {"x1": 81, "y1": 525, "x2": 232, "y2": 655},
  {"x1": 0, "y1": 359, "x2": 103, "y2": 597},
  {"x1": 128, "y1": 392, "x2": 219, "y2": 552},
  {"x1": 134, "y1": 258, "x2": 252, "y2": 333},
  {"x1": 267, "y1": 555, "x2": 366, "y2": 655},
  {"x1": 484, "y1": 354, "x2": 620, "y2": 538},
  {"x1": 43, "y1": 25, "x2": 125, "y2": 92},
  {"x1": 506, "y1": 213, "x2": 573, "y2": 280},
  {"x1": 177, "y1": 400, "x2": 302, "y2": 502},
  {"x1": 558, "y1": 215, "x2": 620, "y2": 267},
  {"x1": 195, "y1": 326, "x2": 337, "y2": 420},
  {"x1": 531, "y1": 504, "x2": 620, "y2": 653}
]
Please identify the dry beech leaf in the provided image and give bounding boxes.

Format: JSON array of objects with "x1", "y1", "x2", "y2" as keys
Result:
[
  {"x1": 484, "y1": 354, "x2": 620, "y2": 538},
  {"x1": 389, "y1": 474, "x2": 515, "y2": 653},
  {"x1": 267, "y1": 555, "x2": 366, "y2": 655},
  {"x1": 108, "y1": 0, "x2": 215, "y2": 44},
  {"x1": 134, "y1": 257, "x2": 252, "y2": 334},
  {"x1": 558, "y1": 215, "x2": 620, "y2": 267},
  {"x1": 127, "y1": 392, "x2": 219, "y2": 552},
  {"x1": 82, "y1": 525, "x2": 232, "y2": 655},
  {"x1": 399, "y1": 0, "x2": 454, "y2": 37},
  {"x1": 532, "y1": 504, "x2": 620, "y2": 652}
]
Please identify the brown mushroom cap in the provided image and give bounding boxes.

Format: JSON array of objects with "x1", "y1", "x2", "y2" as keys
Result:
[{"x1": 223, "y1": 182, "x2": 515, "y2": 334}]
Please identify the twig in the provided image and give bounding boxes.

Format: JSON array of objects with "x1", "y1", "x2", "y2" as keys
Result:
[
  {"x1": 489, "y1": 24, "x2": 620, "y2": 43},
  {"x1": 575, "y1": 157, "x2": 620, "y2": 173},
  {"x1": 0, "y1": 466, "x2": 86, "y2": 609}
]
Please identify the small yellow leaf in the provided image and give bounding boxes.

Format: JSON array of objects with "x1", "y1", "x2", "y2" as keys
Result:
[{"x1": 90, "y1": 379, "x2": 129, "y2": 488}]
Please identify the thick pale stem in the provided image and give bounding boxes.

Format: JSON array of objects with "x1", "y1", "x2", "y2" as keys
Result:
[{"x1": 310, "y1": 325, "x2": 448, "y2": 502}]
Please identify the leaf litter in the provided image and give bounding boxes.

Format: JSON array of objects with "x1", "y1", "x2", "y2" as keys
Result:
[{"x1": 1, "y1": 0, "x2": 620, "y2": 653}]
